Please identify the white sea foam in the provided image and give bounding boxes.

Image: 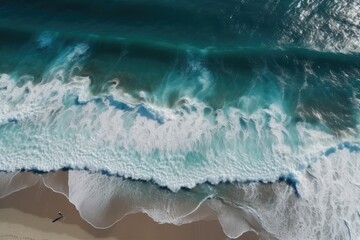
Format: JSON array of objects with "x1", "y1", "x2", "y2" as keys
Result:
[
  {"x1": 0, "y1": 41, "x2": 360, "y2": 239},
  {"x1": 0, "y1": 144, "x2": 359, "y2": 239},
  {"x1": 0, "y1": 50, "x2": 356, "y2": 192},
  {"x1": 248, "y1": 146, "x2": 360, "y2": 239},
  {"x1": 67, "y1": 170, "x2": 215, "y2": 228},
  {"x1": 0, "y1": 71, "x2": 336, "y2": 191}
]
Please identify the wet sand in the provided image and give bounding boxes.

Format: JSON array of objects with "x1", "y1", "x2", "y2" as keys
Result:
[{"x1": 0, "y1": 179, "x2": 258, "y2": 240}]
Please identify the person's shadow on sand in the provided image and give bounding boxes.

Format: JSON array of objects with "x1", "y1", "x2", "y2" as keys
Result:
[{"x1": 52, "y1": 211, "x2": 64, "y2": 223}]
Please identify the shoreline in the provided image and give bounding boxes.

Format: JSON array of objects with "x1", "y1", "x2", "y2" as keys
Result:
[{"x1": 0, "y1": 174, "x2": 258, "y2": 240}]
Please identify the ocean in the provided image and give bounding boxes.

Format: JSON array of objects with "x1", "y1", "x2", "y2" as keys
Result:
[{"x1": 0, "y1": 0, "x2": 359, "y2": 239}]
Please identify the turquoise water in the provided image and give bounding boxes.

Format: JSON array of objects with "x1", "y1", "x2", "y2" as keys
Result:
[{"x1": 0, "y1": 0, "x2": 359, "y2": 239}]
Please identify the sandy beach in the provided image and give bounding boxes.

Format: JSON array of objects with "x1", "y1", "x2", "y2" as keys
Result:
[{"x1": 0, "y1": 174, "x2": 258, "y2": 240}]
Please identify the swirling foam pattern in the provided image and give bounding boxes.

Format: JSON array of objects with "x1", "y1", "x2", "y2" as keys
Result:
[{"x1": 0, "y1": 42, "x2": 357, "y2": 191}]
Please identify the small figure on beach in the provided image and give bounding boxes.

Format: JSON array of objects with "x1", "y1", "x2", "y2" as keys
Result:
[{"x1": 52, "y1": 211, "x2": 64, "y2": 223}]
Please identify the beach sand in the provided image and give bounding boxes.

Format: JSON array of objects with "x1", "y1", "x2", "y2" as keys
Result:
[{"x1": 0, "y1": 175, "x2": 259, "y2": 240}]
